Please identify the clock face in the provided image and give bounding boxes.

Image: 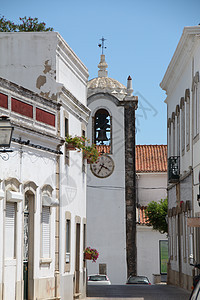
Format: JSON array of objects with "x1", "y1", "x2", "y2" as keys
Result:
[{"x1": 90, "y1": 155, "x2": 114, "y2": 178}]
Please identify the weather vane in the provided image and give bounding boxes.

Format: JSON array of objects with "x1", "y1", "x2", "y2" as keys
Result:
[{"x1": 98, "y1": 37, "x2": 107, "y2": 55}]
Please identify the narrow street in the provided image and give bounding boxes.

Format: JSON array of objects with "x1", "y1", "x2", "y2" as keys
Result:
[{"x1": 87, "y1": 284, "x2": 191, "y2": 300}]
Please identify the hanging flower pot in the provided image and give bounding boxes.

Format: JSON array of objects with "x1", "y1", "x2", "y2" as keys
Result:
[
  {"x1": 65, "y1": 135, "x2": 86, "y2": 151},
  {"x1": 66, "y1": 143, "x2": 76, "y2": 150},
  {"x1": 84, "y1": 252, "x2": 92, "y2": 260},
  {"x1": 83, "y1": 146, "x2": 100, "y2": 164},
  {"x1": 84, "y1": 247, "x2": 99, "y2": 262}
]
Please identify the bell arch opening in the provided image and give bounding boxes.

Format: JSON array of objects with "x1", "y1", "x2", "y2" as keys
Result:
[{"x1": 93, "y1": 108, "x2": 112, "y2": 154}]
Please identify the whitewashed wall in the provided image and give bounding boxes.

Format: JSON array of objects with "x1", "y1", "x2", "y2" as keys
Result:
[
  {"x1": 137, "y1": 172, "x2": 167, "y2": 283},
  {"x1": 160, "y1": 27, "x2": 200, "y2": 289},
  {"x1": 87, "y1": 97, "x2": 127, "y2": 284},
  {"x1": 0, "y1": 32, "x2": 89, "y2": 300},
  {"x1": 137, "y1": 173, "x2": 167, "y2": 206},
  {"x1": 137, "y1": 227, "x2": 167, "y2": 284},
  {"x1": 0, "y1": 32, "x2": 88, "y2": 106}
]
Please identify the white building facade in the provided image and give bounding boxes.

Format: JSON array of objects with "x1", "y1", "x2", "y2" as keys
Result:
[
  {"x1": 136, "y1": 145, "x2": 168, "y2": 284},
  {"x1": 0, "y1": 32, "x2": 89, "y2": 300},
  {"x1": 160, "y1": 26, "x2": 200, "y2": 290},
  {"x1": 86, "y1": 54, "x2": 138, "y2": 284}
]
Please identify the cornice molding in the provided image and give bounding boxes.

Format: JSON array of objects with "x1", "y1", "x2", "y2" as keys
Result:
[
  {"x1": 61, "y1": 86, "x2": 90, "y2": 123},
  {"x1": 160, "y1": 26, "x2": 200, "y2": 94},
  {"x1": 56, "y1": 33, "x2": 89, "y2": 85}
]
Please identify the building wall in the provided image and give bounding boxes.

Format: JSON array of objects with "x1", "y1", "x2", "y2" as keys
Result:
[
  {"x1": 160, "y1": 27, "x2": 200, "y2": 290},
  {"x1": 0, "y1": 32, "x2": 88, "y2": 105},
  {"x1": 137, "y1": 173, "x2": 167, "y2": 206},
  {"x1": 0, "y1": 80, "x2": 59, "y2": 300},
  {"x1": 0, "y1": 32, "x2": 89, "y2": 300},
  {"x1": 137, "y1": 226, "x2": 167, "y2": 284},
  {"x1": 136, "y1": 171, "x2": 167, "y2": 284}
]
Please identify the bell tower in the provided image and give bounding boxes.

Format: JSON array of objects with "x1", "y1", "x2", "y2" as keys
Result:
[{"x1": 86, "y1": 49, "x2": 138, "y2": 283}]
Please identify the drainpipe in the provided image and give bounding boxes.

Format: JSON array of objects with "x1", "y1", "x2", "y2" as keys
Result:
[{"x1": 55, "y1": 103, "x2": 62, "y2": 299}]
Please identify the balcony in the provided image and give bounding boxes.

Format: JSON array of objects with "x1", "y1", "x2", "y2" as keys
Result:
[{"x1": 168, "y1": 156, "x2": 180, "y2": 183}]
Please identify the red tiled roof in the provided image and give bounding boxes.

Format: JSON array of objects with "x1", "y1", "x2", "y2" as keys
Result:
[{"x1": 136, "y1": 145, "x2": 167, "y2": 173}]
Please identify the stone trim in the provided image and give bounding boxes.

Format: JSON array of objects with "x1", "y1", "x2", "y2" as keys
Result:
[{"x1": 124, "y1": 102, "x2": 137, "y2": 276}]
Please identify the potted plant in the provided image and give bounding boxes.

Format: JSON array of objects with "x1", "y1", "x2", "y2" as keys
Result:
[
  {"x1": 65, "y1": 135, "x2": 85, "y2": 151},
  {"x1": 83, "y1": 144, "x2": 100, "y2": 164},
  {"x1": 84, "y1": 247, "x2": 99, "y2": 262}
]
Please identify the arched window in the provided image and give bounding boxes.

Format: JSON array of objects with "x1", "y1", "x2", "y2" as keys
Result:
[
  {"x1": 175, "y1": 105, "x2": 180, "y2": 157},
  {"x1": 94, "y1": 109, "x2": 111, "y2": 153},
  {"x1": 192, "y1": 72, "x2": 199, "y2": 139},
  {"x1": 180, "y1": 98, "x2": 185, "y2": 153},
  {"x1": 185, "y1": 89, "x2": 190, "y2": 148}
]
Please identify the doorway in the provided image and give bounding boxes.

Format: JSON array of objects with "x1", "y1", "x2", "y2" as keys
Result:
[
  {"x1": 75, "y1": 223, "x2": 80, "y2": 294},
  {"x1": 23, "y1": 192, "x2": 34, "y2": 300}
]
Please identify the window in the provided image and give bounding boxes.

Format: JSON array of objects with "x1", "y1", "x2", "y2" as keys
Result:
[
  {"x1": 40, "y1": 185, "x2": 54, "y2": 263},
  {"x1": 177, "y1": 112, "x2": 180, "y2": 156},
  {"x1": 168, "y1": 121, "x2": 171, "y2": 157},
  {"x1": 172, "y1": 118, "x2": 175, "y2": 156},
  {"x1": 181, "y1": 99, "x2": 185, "y2": 153},
  {"x1": 41, "y1": 206, "x2": 50, "y2": 258},
  {"x1": 65, "y1": 211, "x2": 71, "y2": 272},
  {"x1": 172, "y1": 216, "x2": 177, "y2": 260},
  {"x1": 66, "y1": 220, "x2": 70, "y2": 262},
  {"x1": 168, "y1": 217, "x2": 173, "y2": 259},
  {"x1": 193, "y1": 72, "x2": 199, "y2": 138},
  {"x1": 94, "y1": 109, "x2": 111, "y2": 153},
  {"x1": 186, "y1": 93, "x2": 190, "y2": 148},
  {"x1": 5, "y1": 202, "x2": 16, "y2": 258},
  {"x1": 182, "y1": 212, "x2": 187, "y2": 262},
  {"x1": 194, "y1": 85, "x2": 198, "y2": 137}
]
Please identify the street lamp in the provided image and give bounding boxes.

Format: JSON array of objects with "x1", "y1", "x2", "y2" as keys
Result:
[{"x1": 0, "y1": 116, "x2": 14, "y2": 159}]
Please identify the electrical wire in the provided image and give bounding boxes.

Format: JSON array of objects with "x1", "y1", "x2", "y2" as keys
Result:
[{"x1": 87, "y1": 185, "x2": 166, "y2": 190}]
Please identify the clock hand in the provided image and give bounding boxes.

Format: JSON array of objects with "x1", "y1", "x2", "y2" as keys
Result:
[
  {"x1": 98, "y1": 165, "x2": 103, "y2": 174},
  {"x1": 102, "y1": 165, "x2": 110, "y2": 170}
]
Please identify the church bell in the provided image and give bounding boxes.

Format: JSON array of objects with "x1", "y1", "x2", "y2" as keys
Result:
[{"x1": 96, "y1": 129, "x2": 108, "y2": 143}]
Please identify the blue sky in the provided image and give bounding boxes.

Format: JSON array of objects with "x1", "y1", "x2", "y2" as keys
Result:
[{"x1": 1, "y1": 0, "x2": 200, "y2": 145}]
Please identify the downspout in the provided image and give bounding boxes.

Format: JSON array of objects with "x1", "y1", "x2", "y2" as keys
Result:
[
  {"x1": 55, "y1": 103, "x2": 62, "y2": 299},
  {"x1": 191, "y1": 58, "x2": 194, "y2": 219}
]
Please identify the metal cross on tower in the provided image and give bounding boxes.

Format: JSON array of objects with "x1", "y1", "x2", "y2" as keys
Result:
[{"x1": 98, "y1": 37, "x2": 107, "y2": 55}]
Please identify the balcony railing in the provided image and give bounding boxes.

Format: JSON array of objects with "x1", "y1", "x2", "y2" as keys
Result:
[{"x1": 168, "y1": 156, "x2": 180, "y2": 183}]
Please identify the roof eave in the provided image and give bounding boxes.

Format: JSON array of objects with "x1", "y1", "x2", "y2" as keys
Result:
[{"x1": 160, "y1": 26, "x2": 200, "y2": 94}]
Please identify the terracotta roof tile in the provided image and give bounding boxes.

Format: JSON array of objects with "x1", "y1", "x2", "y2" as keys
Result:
[{"x1": 136, "y1": 145, "x2": 167, "y2": 173}]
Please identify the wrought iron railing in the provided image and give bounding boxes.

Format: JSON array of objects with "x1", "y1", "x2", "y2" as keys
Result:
[{"x1": 168, "y1": 156, "x2": 180, "y2": 183}]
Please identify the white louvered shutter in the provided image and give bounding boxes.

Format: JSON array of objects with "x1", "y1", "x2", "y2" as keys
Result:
[
  {"x1": 5, "y1": 202, "x2": 15, "y2": 258},
  {"x1": 42, "y1": 206, "x2": 50, "y2": 258}
]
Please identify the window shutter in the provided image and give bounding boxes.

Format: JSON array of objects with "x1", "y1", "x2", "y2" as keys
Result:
[
  {"x1": 5, "y1": 202, "x2": 15, "y2": 258},
  {"x1": 42, "y1": 206, "x2": 50, "y2": 258}
]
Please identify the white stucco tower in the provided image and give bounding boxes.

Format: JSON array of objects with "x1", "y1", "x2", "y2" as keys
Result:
[{"x1": 86, "y1": 53, "x2": 138, "y2": 284}]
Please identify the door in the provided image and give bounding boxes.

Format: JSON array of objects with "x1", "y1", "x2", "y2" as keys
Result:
[
  {"x1": 23, "y1": 193, "x2": 34, "y2": 300},
  {"x1": 23, "y1": 195, "x2": 29, "y2": 300},
  {"x1": 75, "y1": 223, "x2": 80, "y2": 294}
]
